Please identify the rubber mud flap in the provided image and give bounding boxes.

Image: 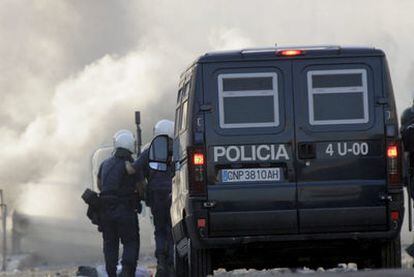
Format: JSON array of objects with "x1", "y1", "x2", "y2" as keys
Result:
[
  {"x1": 188, "y1": 239, "x2": 212, "y2": 277},
  {"x1": 406, "y1": 243, "x2": 414, "y2": 258}
]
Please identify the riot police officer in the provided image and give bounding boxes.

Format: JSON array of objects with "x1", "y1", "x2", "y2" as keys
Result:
[
  {"x1": 401, "y1": 102, "x2": 414, "y2": 167},
  {"x1": 401, "y1": 100, "x2": 414, "y2": 198},
  {"x1": 127, "y1": 120, "x2": 175, "y2": 277},
  {"x1": 402, "y1": 100, "x2": 414, "y2": 259},
  {"x1": 402, "y1": 101, "x2": 414, "y2": 148},
  {"x1": 97, "y1": 130, "x2": 140, "y2": 277}
]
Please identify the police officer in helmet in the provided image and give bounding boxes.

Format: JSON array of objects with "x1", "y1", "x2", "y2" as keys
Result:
[
  {"x1": 127, "y1": 120, "x2": 175, "y2": 277},
  {"x1": 402, "y1": 100, "x2": 414, "y2": 135},
  {"x1": 98, "y1": 130, "x2": 140, "y2": 277},
  {"x1": 402, "y1": 100, "x2": 414, "y2": 259},
  {"x1": 401, "y1": 100, "x2": 414, "y2": 194}
]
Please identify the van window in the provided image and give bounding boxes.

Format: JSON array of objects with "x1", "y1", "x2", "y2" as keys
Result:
[
  {"x1": 180, "y1": 100, "x2": 188, "y2": 132},
  {"x1": 182, "y1": 82, "x2": 190, "y2": 100},
  {"x1": 176, "y1": 89, "x2": 182, "y2": 104},
  {"x1": 174, "y1": 107, "x2": 182, "y2": 137},
  {"x1": 307, "y1": 69, "x2": 369, "y2": 125},
  {"x1": 218, "y1": 72, "x2": 279, "y2": 128}
]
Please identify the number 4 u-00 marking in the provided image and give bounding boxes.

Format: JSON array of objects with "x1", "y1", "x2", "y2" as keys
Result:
[{"x1": 325, "y1": 142, "x2": 369, "y2": 157}]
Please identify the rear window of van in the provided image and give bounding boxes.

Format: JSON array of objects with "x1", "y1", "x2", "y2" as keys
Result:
[
  {"x1": 307, "y1": 69, "x2": 369, "y2": 125},
  {"x1": 218, "y1": 72, "x2": 279, "y2": 129}
]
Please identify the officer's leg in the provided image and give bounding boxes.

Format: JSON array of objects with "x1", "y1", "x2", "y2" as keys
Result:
[
  {"x1": 119, "y1": 211, "x2": 139, "y2": 276},
  {"x1": 165, "y1": 200, "x2": 174, "y2": 268},
  {"x1": 152, "y1": 206, "x2": 166, "y2": 260},
  {"x1": 155, "y1": 194, "x2": 174, "y2": 266},
  {"x1": 152, "y1": 206, "x2": 169, "y2": 276},
  {"x1": 152, "y1": 194, "x2": 174, "y2": 276},
  {"x1": 101, "y1": 218, "x2": 119, "y2": 277}
]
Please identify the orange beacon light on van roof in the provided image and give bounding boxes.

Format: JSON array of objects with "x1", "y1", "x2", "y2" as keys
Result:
[{"x1": 278, "y1": 49, "x2": 304, "y2": 56}]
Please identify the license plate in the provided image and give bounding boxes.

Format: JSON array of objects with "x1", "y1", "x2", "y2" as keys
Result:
[{"x1": 221, "y1": 168, "x2": 282, "y2": 183}]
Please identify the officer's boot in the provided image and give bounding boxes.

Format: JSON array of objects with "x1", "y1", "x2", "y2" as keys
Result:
[
  {"x1": 106, "y1": 265, "x2": 117, "y2": 277},
  {"x1": 155, "y1": 254, "x2": 168, "y2": 277},
  {"x1": 119, "y1": 264, "x2": 135, "y2": 277},
  {"x1": 167, "y1": 260, "x2": 175, "y2": 277}
]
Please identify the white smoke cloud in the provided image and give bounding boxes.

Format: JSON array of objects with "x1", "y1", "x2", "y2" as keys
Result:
[
  {"x1": 1, "y1": 0, "x2": 414, "y2": 261},
  {"x1": 208, "y1": 28, "x2": 254, "y2": 50},
  {"x1": 10, "y1": 49, "x2": 178, "y2": 217}
]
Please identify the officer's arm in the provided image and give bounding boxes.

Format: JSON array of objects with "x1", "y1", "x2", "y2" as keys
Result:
[
  {"x1": 125, "y1": 148, "x2": 146, "y2": 175},
  {"x1": 125, "y1": 161, "x2": 136, "y2": 175},
  {"x1": 129, "y1": 151, "x2": 148, "y2": 201}
]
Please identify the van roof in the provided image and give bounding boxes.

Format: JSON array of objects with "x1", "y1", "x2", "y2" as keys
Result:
[{"x1": 196, "y1": 45, "x2": 385, "y2": 63}]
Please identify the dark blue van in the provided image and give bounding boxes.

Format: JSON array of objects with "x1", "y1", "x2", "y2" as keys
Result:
[{"x1": 168, "y1": 46, "x2": 404, "y2": 276}]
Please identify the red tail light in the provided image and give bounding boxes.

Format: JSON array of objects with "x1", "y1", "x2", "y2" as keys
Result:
[
  {"x1": 387, "y1": 142, "x2": 401, "y2": 186},
  {"x1": 197, "y1": 218, "x2": 206, "y2": 228},
  {"x1": 188, "y1": 147, "x2": 207, "y2": 196},
  {"x1": 277, "y1": 49, "x2": 304, "y2": 56},
  {"x1": 387, "y1": 145, "x2": 398, "y2": 158},
  {"x1": 391, "y1": 211, "x2": 400, "y2": 221},
  {"x1": 193, "y1": 153, "x2": 205, "y2": 166}
]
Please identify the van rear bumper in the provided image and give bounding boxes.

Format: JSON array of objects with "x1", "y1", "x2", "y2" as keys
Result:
[{"x1": 184, "y1": 215, "x2": 402, "y2": 249}]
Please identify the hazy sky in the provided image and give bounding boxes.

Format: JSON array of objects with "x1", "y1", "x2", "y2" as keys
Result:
[{"x1": 0, "y1": 0, "x2": 413, "y2": 216}]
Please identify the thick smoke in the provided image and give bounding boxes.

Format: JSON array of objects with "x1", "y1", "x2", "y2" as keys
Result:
[{"x1": 1, "y1": 0, "x2": 414, "y2": 262}]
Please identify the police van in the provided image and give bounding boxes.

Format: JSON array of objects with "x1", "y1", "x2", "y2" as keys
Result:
[{"x1": 149, "y1": 46, "x2": 404, "y2": 276}]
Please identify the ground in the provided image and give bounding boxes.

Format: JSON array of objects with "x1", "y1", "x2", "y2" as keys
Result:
[{"x1": 0, "y1": 250, "x2": 413, "y2": 277}]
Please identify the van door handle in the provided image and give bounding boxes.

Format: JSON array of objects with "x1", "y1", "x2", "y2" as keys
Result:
[
  {"x1": 298, "y1": 143, "x2": 316, "y2": 159},
  {"x1": 379, "y1": 193, "x2": 393, "y2": 202},
  {"x1": 203, "y1": 201, "x2": 216, "y2": 208}
]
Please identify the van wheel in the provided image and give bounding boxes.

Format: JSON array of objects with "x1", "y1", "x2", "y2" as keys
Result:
[
  {"x1": 379, "y1": 236, "x2": 401, "y2": 268},
  {"x1": 188, "y1": 239, "x2": 212, "y2": 277},
  {"x1": 174, "y1": 244, "x2": 189, "y2": 277}
]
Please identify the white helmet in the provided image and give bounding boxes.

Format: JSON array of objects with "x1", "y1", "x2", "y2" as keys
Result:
[
  {"x1": 113, "y1": 129, "x2": 135, "y2": 153},
  {"x1": 153, "y1": 119, "x2": 174, "y2": 139}
]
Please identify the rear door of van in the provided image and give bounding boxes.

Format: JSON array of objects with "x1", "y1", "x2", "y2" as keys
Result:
[
  {"x1": 203, "y1": 61, "x2": 298, "y2": 237},
  {"x1": 292, "y1": 57, "x2": 388, "y2": 233}
]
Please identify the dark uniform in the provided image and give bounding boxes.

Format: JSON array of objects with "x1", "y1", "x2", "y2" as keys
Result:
[
  {"x1": 133, "y1": 148, "x2": 174, "y2": 276},
  {"x1": 402, "y1": 102, "x2": 414, "y2": 259},
  {"x1": 98, "y1": 148, "x2": 140, "y2": 277},
  {"x1": 401, "y1": 103, "x2": 414, "y2": 150},
  {"x1": 401, "y1": 103, "x2": 414, "y2": 199}
]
